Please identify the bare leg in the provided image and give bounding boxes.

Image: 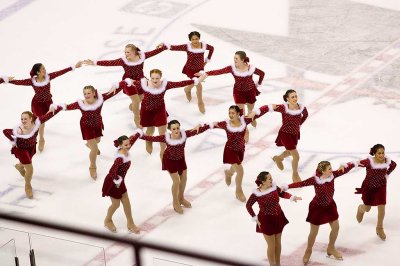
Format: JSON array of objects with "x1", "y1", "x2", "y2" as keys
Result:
[
  {"x1": 145, "y1": 127, "x2": 155, "y2": 154},
  {"x1": 15, "y1": 163, "x2": 26, "y2": 177},
  {"x1": 246, "y1": 103, "x2": 256, "y2": 127},
  {"x1": 303, "y1": 223, "x2": 319, "y2": 265},
  {"x1": 87, "y1": 138, "x2": 99, "y2": 180},
  {"x1": 356, "y1": 203, "x2": 370, "y2": 223},
  {"x1": 289, "y1": 149, "x2": 301, "y2": 182},
  {"x1": 129, "y1": 94, "x2": 141, "y2": 128},
  {"x1": 274, "y1": 233, "x2": 282, "y2": 266},
  {"x1": 195, "y1": 83, "x2": 205, "y2": 113},
  {"x1": 327, "y1": 220, "x2": 342, "y2": 259},
  {"x1": 232, "y1": 163, "x2": 246, "y2": 202},
  {"x1": 178, "y1": 170, "x2": 191, "y2": 208},
  {"x1": 264, "y1": 234, "x2": 276, "y2": 266},
  {"x1": 158, "y1": 125, "x2": 167, "y2": 159},
  {"x1": 121, "y1": 193, "x2": 140, "y2": 234},
  {"x1": 38, "y1": 123, "x2": 45, "y2": 152},
  {"x1": 376, "y1": 205, "x2": 386, "y2": 240},
  {"x1": 184, "y1": 84, "x2": 194, "y2": 102},
  {"x1": 104, "y1": 197, "x2": 120, "y2": 232},
  {"x1": 170, "y1": 172, "x2": 183, "y2": 214},
  {"x1": 23, "y1": 164, "x2": 33, "y2": 199}
]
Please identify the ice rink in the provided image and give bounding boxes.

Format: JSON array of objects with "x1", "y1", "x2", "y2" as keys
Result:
[{"x1": 1, "y1": 0, "x2": 400, "y2": 265}]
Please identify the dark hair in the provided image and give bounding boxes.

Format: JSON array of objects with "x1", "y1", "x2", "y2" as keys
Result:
[
  {"x1": 316, "y1": 161, "x2": 331, "y2": 176},
  {"x1": 30, "y1": 63, "x2": 43, "y2": 77},
  {"x1": 255, "y1": 171, "x2": 270, "y2": 186},
  {"x1": 283, "y1": 89, "x2": 296, "y2": 102},
  {"x1": 188, "y1": 31, "x2": 201, "y2": 40},
  {"x1": 167, "y1": 120, "x2": 180, "y2": 130},
  {"x1": 114, "y1": 135, "x2": 129, "y2": 147},
  {"x1": 370, "y1": 144, "x2": 385, "y2": 156},
  {"x1": 235, "y1": 51, "x2": 249, "y2": 63},
  {"x1": 229, "y1": 105, "x2": 241, "y2": 114}
]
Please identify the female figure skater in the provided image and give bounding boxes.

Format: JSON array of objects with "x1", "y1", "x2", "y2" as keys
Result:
[
  {"x1": 160, "y1": 31, "x2": 214, "y2": 113},
  {"x1": 283, "y1": 161, "x2": 356, "y2": 264},
  {"x1": 246, "y1": 171, "x2": 301, "y2": 266},
  {"x1": 269, "y1": 89, "x2": 308, "y2": 182},
  {"x1": 54, "y1": 80, "x2": 131, "y2": 179},
  {"x1": 102, "y1": 130, "x2": 143, "y2": 234},
  {"x1": 355, "y1": 144, "x2": 397, "y2": 240},
  {"x1": 213, "y1": 104, "x2": 271, "y2": 202},
  {"x1": 135, "y1": 69, "x2": 207, "y2": 157},
  {"x1": 84, "y1": 43, "x2": 169, "y2": 127},
  {"x1": 3, "y1": 106, "x2": 63, "y2": 198},
  {"x1": 6, "y1": 62, "x2": 83, "y2": 151},
  {"x1": 139, "y1": 120, "x2": 211, "y2": 214}
]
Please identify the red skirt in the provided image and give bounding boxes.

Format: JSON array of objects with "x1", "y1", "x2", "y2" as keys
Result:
[
  {"x1": 275, "y1": 130, "x2": 300, "y2": 150},
  {"x1": 102, "y1": 177, "x2": 127, "y2": 199},
  {"x1": 122, "y1": 83, "x2": 139, "y2": 96},
  {"x1": 80, "y1": 123, "x2": 104, "y2": 140},
  {"x1": 31, "y1": 98, "x2": 52, "y2": 117},
  {"x1": 233, "y1": 89, "x2": 257, "y2": 104},
  {"x1": 11, "y1": 146, "x2": 36, "y2": 164},
  {"x1": 256, "y1": 210, "x2": 289, "y2": 235},
  {"x1": 355, "y1": 183, "x2": 386, "y2": 206},
  {"x1": 223, "y1": 146, "x2": 244, "y2": 165},
  {"x1": 162, "y1": 157, "x2": 187, "y2": 175},
  {"x1": 182, "y1": 66, "x2": 203, "y2": 79},
  {"x1": 306, "y1": 201, "x2": 338, "y2": 225},
  {"x1": 140, "y1": 108, "x2": 167, "y2": 127}
]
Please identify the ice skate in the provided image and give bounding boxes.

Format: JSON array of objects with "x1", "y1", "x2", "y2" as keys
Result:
[
  {"x1": 376, "y1": 227, "x2": 386, "y2": 241},
  {"x1": 356, "y1": 204, "x2": 365, "y2": 223},
  {"x1": 145, "y1": 141, "x2": 153, "y2": 154},
  {"x1": 184, "y1": 86, "x2": 192, "y2": 102},
  {"x1": 127, "y1": 223, "x2": 140, "y2": 234},
  {"x1": 197, "y1": 101, "x2": 205, "y2": 114},
  {"x1": 180, "y1": 198, "x2": 192, "y2": 208},
  {"x1": 235, "y1": 191, "x2": 246, "y2": 202},
  {"x1": 292, "y1": 172, "x2": 302, "y2": 183},
  {"x1": 302, "y1": 249, "x2": 312, "y2": 265},
  {"x1": 104, "y1": 219, "x2": 117, "y2": 233},
  {"x1": 173, "y1": 204, "x2": 184, "y2": 214},
  {"x1": 14, "y1": 164, "x2": 25, "y2": 177},
  {"x1": 251, "y1": 119, "x2": 257, "y2": 128},
  {"x1": 326, "y1": 247, "x2": 343, "y2": 260},
  {"x1": 89, "y1": 166, "x2": 97, "y2": 180},
  {"x1": 272, "y1": 156, "x2": 284, "y2": 170},
  {"x1": 224, "y1": 169, "x2": 233, "y2": 186}
]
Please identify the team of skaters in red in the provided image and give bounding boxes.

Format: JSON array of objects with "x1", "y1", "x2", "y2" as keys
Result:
[{"x1": 1, "y1": 30, "x2": 396, "y2": 265}]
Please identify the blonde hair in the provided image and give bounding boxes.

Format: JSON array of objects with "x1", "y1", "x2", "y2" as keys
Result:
[
  {"x1": 125, "y1": 44, "x2": 140, "y2": 56},
  {"x1": 83, "y1": 85, "x2": 97, "y2": 99},
  {"x1": 21, "y1": 111, "x2": 35, "y2": 121},
  {"x1": 150, "y1": 69, "x2": 162, "y2": 77},
  {"x1": 317, "y1": 161, "x2": 331, "y2": 174}
]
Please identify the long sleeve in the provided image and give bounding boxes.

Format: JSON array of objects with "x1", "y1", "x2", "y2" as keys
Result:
[
  {"x1": 144, "y1": 45, "x2": 168, "y2": 59},
  {"x1": 205, "y1": 44, "x2": 214, "y2": 61},
  {"x1": 140, "y1": 134, "x2": 166, "y2": 143},
  {"x1": 129, "y1": 132, "x2": 141, "y2": 145},
  {"x1": 49, "y1": 67, "x2": 73, "y2": 80},
  {"x1": 96, "y1": 58, "x2": 123, "y2": 67},
  {"x1": 357, "y1": 158, "x2": 369, "y2": 168},
  {"x1": 38, "y1": 106, "x2": 62, "y2": 123},
  {"x1": 300, "y1": 107, "x2": 308, "y2": 125},
  {"x1": 206, "y1": 66, "x2": 231, "y2": 76},
  {"x1": 244, "y1": 105, "x2": 270, "y2": 124},
  {"x1": 166, "y1": 80, "x2": 194, "y2": 90},
  {"x1": 288, "y1": 177, "x2": 315, "y2": 189},
  {"x1": 102, "y1": 84, "x2": 124, "y2": 101},
  {"x1": 185, "y1": 125, "x2": 210, "y2": 138},
  {"x1": 387, "y1": 160, "x2": 397, "y2": 176},
  {"x1": 277, "y1": 187, "x2": 293, "y2": 199},
  {"x1": 109, "y1": 158, "x2": 124, "y2": 180},
  {"x1": 254, "y1": 67, "x2": 265, "y2": 86},
  {"x1": 246, "y1": 194, "x2": 257, "y2": 218},
  {"x1": 9, "y1": 78, "x2": 32, "y2": 86},
  {"x1": 65, "y1": 102, "x2": 80, "y2": 111},
  {"x1": 3, "y1": 129, "x2": 14, "y2": 141},
  {"x1": 170, "y1": 44, "x2": 187, "y2": 51},
  {"x1": 214, "y1": 121, "x2": 226, "y2": 129},
  {"x1": 332, "y1": 162, "x2": 355, "y2": 179}
]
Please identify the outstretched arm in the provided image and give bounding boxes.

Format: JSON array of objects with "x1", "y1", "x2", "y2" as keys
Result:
[
  {"x1": 86, "y1": 58, "x2": 123, "y2": 67},
  {"x1": 38, "y1": 106, "x2": 63, "y2": 123},
  {"x1": 49, "y1": 62, "x2": 82, "y2": 80},
  {"x1": 144, "y1": 45, "x2": 168, "y2": 59},
  {"x1": 140, "y1": 134, "x2": 166, "y2": 143},
  {"x1": 168, "y1": 44, "x2": 187, "y2": 51},
  {"x1": 205, "y1": 66, "x2": 231, "y2": 76},
  {"x1": 333, "y1": 162, "x2": 356, "y2": 178},
  {"x1": 102, "y1": 79, "x2": 130, "y2": 101},
  {"x1": 284, "y1": 177, "x2": 316, "y2": 190},
  {"x1": 129, "y1": 129, "x2": 144, "y2": 145},
  {"x1": 185, "y1": 124, "x2": 212, "y2": 138},
  {"x1": 9, "y1": 77, "x2": 32, "y2": 86},
  {"x1": 245, "y1": 105, "x2": 273, "y2": 123},
  {"x1": 166, "y1": 74, "x2": 207, "y2": 91}
]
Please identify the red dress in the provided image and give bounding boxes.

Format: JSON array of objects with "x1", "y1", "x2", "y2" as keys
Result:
[
  {"x1": 137, "y1": 78, "x2": 198, "y2": 127},
  {"x1": 169, "y1": 42, "x2": 214, "y2": 78},
  {"x1": 9, "y1": 67, "x2": 75, "y2": 116},
  {"x1": 140, "y1": 125, "x2": 210, "y2": 174},
  {"x1": 102, "y1": 132, "x2": 141, "y2": 199},
  {"x1": 246, "y1": 184, "x2": 293, "y2": 235},
  {"x1": 215, "y1": 105, "x2": 270, "y2": 164},
  {"x1": 63, "y1": 81, "x2": 127, "y2": 140},
  {"x1": 0, "y1": 76, "x2": 8, "y2": 84},
  {"x1": 206, "y1": 64, "x2": 265, "y2": 104},
  {"x1": 94, "y1": 45, "x2": 168, "y2": 95},
  {"x1": 286, "y1": 163, "x2": 355, "y2": 225},
  {"x1": 3, "y1": 107, "x2": 63, "y2": 164},
  {"x1": 273, "y1": 103, "x2": 308, "y2": 150},
  {"x1": 355, "y1": 157, "x2": 397, "y2": 206}
]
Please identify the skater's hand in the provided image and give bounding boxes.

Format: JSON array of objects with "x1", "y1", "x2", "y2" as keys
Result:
[
  {"x1": 8, "y1": 76, "x2": 14, "y2": 81},
  {"x1": 107, "y1": 86, "x2": 118, "y2": 95},
  {"x1": 293, "y1": 196, "x2": 302, "y2": 202},
  {"x1": 213, "y1": 121, "x2": 219, "y2": 128},
  {"x1": 83, "y1": 59, "x2": 95, "y2": 65},
  {"x1": 246, "y1": 111, "x2": 256, "y2": 120},
  {"x1": 193, "y1": 72, "x2": 201, "y2": 77},
  {"x1": 191, "y1": 124, "x2": 201, "y2": 133},
  {"x1": 75, "y1": 61, "x2": 84, "y2": 68},
  {"x1": 256, "y1": 218, "x2": 261, "y2": 227},
  {"x1": 338, "y1": 165, "x2": 345, "y2": 172},
  {"x1": 197, "y1": 73, "x2": 208, "y2": 83},
  {"x1": 156, "y1": 43, "x2": 164, "y2": 49}
]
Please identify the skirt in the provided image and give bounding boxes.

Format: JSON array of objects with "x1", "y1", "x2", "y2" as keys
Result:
[
  {"x1": 11, "y1": 146, "x2": 36, "y2": 164},
  {"x1": 182, "y1": 66, "x2": 203, "y2": 79},
  {"x1": 162, "y1": 157, "x2": 187, "y2": 175},
  {"x1": 233, "y1": 89, "x2": 257, "y2": 105},
  {"x1": 223, "y1": 146, "x2": 244, "y2": 165},
  {"x1": 256, "y1": 210, "x2": 289, "y2": 235},
  {"x1": 275, "y1": 130, "x2": 300, "y2": 150},
  {"x1": 140, "y1": 107, "x2": 167, "y2": 127},
  {"x1": 80, "y1": 122, "x2": 104, "y2": 140},
  {"x1": 102, "y1": 177, "x2": 127, "y2": 199},
  {"x1": 355, "y1": 183, "x2": 386, "y2": 206},
  {"x1": 306, "y1": 201, "x2": 338, "y2": 225},
  {"x1": 31, "y1": 98, "x2": 53, "y2": 117}
]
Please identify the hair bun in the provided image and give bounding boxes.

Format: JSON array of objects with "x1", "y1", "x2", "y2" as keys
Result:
[{"x1": 113, "y1": 139, "x2": 119, "y2": 147}]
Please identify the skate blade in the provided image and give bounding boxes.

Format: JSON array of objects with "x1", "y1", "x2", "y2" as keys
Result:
[{"x1": 326, "y1": 254, "x2": 343, "y2": 261}]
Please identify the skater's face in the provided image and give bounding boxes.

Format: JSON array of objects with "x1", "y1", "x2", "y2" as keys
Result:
[
  {"x1": 21, "y1": 113, "x2": 33, "y2": 125},
  {"x1": 125, "y1": 47, "x2": 136, "y2": 60},
  {"x1": 169, "y1": 123, "x2": 181, "y2": 137},
  {"x1": 83, "y1": 89, "x2": 96, "y2": 100},
  {"x1": 190, "y1": 35, "x2": 200, "y2": 46},
  {"x1": 121, "y1": 139, "x2": 131, "y2": 151},
  {"x1": 374, "y1": 148, "x2": 385, "y2": 161},
  {"x1": 234, "y1": 54, "x2": 244, "y2": 66},
  {"x1": 37, "y1": 65, "x2": 46, "y2": 77},
  {"x1": 263, "y1": 174, "x2": 273, "y2": 188},
  {"x1": 229, "y1": 109, "x2": 239, "y2": 120},
  {"x1": 321, "y1": 165, "x2": 333, "y2": 176},
  {"x1": 287, "y1": 92, "x2": 298, "y2": 104},
  {"x1": 150, "y1": 73, "x2": 161, "y2": 86}
]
